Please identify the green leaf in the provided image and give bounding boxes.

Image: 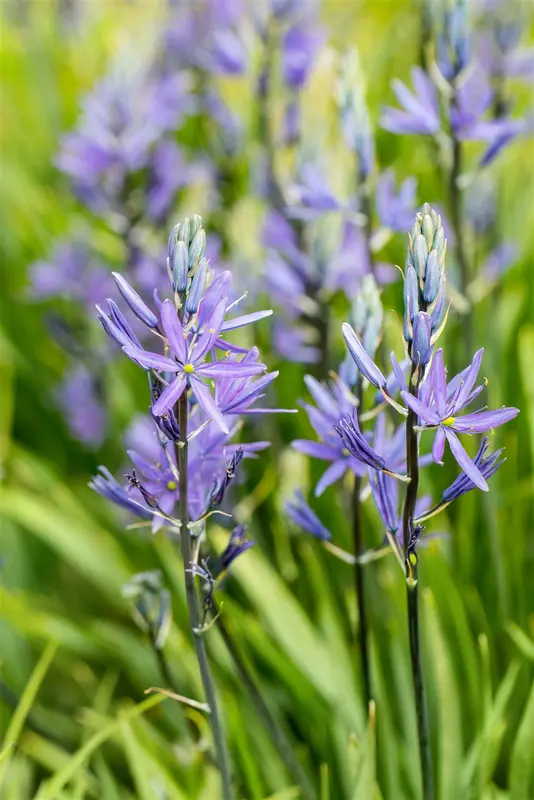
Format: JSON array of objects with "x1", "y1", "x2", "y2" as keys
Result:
[
  {"x1": 509, "y1": 679, "x2": 534, "y2": 798},
  {"x1": 34, "y1": 694, "x2": 166, "y2": 800},
  {"x1": 0, "y1": 640, "x2": 57, "y2": 790}
]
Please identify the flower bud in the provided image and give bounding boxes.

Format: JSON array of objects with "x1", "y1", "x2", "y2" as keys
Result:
[
  {"x1": 171, "y1": 240, "x2": 188, "y2": 292},
  {"x1": 185, "y1": 257, "x2": 208, "y2": 314},
  {"x1": 189, "y1": 228, "x2": 206, "y2": 269},
  {"x1": 412, "y1": 311, "x2": 432, "y2": 366},
  {"x1": 423, "y1": 249, "x2": 441, "y2": 304},
  {"x1": 403, "y1": 264, "x2": 419, "y2": 342},
  {"x1": 177, "y1": 217, "x2": 191, "y2": 248},
  {"x1": 413, "y1": 234, "x2": 428, "y2": 283}
]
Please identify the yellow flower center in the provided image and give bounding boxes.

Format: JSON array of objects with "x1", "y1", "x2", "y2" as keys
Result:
[
  {"x1": 443, "y1": 416, "x2": 455, "y2": 426},
  {"x1": 167, "y1": 480, "x2": 177, "y2": 491},
  {"x1": 183, "y1": 363, "x2": 195, "y2": 374}
]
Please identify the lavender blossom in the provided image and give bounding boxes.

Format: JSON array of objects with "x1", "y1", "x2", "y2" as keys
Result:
[
  {"x1": 292, "y1": 374, "x2": 368, "y2": 495},
  {"x1": 285, "y1": 491, "x2": 332, "y2": 540},
  {"x1": 220, "y1": 525, "x2": 255, "y2": 570},
  {"x1": 401, "y1": 347, "x2": 518, "y2": 490}
]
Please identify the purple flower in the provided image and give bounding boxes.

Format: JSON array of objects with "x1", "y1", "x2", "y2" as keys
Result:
[
  {"x1": 147, "y1": 141, "x2": 189, "y2": 221},
  {"x1": 292, "y1": 375, "x2": 367, "y2": 495},
  {"x1": 480, "y1": 242, "x2": 517, "y2": 282},
  {"x1": 285, "y1": 491, "x2": 331, "y2": 540},
  {"x1": 401, "y1": 348, "x2": 519, "y2": 490},
  {"x1": 282, "y1": 24, "x2": 323, "y2": 89},
  {"x1": 220, "y1": 524, "x2": 254, "y2": 569},
  {"x1": 124, "y1": 299, "x2": 266, "y2": 432},
  {"x1": 441, "y1": 437, "x2": 505, "y2": 504},
  {"x1": 29, "y1": 239, "x2": 112, "y2": 310},
  {"x1": 376, "y1": 170, "x2": 418, "y2": 232},
  {"x1": 89, "y1": 466, "x2": 152, "y2": 520},
  {"x1": 56, "y1": 365, "x2": 106, "y2": 447},
  {"x1": 381, "y1": 67, "x2": 440, "y2": 135},
  {"x1": 334, "y1": 412, "x2": 386, "y2": 472}
]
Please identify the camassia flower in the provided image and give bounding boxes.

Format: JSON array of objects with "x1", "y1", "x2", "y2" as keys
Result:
[
  {"x1": 401, "y1": 348, "x2": 519, "y2": 490},
  {"x1": 123, "y1": 298, "x2": 266, "y2": 432}
]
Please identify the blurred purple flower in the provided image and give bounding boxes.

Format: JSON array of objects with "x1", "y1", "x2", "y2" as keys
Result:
[
  {"x1": 376, "y1": 170, "x2": 418, "y2": 232},
  {"x1": 282, "y1": 24, "x2": 323, "y2": 89},
  {"x1": 56, "y1": 365, "x2": 106, "y2": 447},
  {"x1": 381, "y1": 67, "x2": 440, "y2": 135},
  {"x1": 292, "y1": 374, "x2": 367, "y2": 495},
  {"x1": 30, "y1": 239, "x2": 112, "y2": 310},
  {"x1": 285, "y1": 490, "x2": 331, "y2": 540}
]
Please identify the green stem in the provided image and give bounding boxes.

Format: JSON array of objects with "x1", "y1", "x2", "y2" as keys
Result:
[
  {"x1": 214, "y1": 606, "x2": 317, "y2": 800},
  {"x1": 177, "y1": 393, "x2": 234, "y2": 800},
  {"x1": 402, "y1": 365, "x2": 434, "y2": 800},
  {"x1": 352, "y1": 473, "x2": 372, "y2": 707}
]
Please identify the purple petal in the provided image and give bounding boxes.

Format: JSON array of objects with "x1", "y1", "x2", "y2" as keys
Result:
[
  {"x1": 152, "y1": 375, "x2": 187, "y2": 416},
  {"x1": 192, "y1": 300, "x2": 227, "y2": 362},
  {"x1": 342, "y1": 323, "x2": 386, "y2": 389},
  {"x1": 444, "y1": 429, "x2": 488, "y2": 491},
  {"x1": 221, "y1": 309, "x2": 273, "y2": 332},
  {"x1": 315, "y1": 460, "x2": 348, "y2": 496},
  {"x1": 452, "y1": 406, "x2": 519, "y2": 433},
  {"x1": 432, "y1": 425, "x2": 446, "y2": 464},
  {"x1": 112, "y1": 273, "x2": 159, "y2": 328},
  {"x1": 431, "y1": 349, "x2": 447, "y2": 416},
  {"x1": 292, "y1": 440, "x2": 337, "y2": 461},
  {"x1": 453, "y1": 348, "x2": 484, "y2": 411},
  {"x1": 190, "y1": 376, "x2": 229, "y2": 433},
  {"x1": 160, "y1": 299, "x2": 187, "y2": 363},
  {"x1": 401, "y1": 391, "x2": 441, "y2": 425},
  {"x1": 198, "y1": 361, "x2": 266, "y2": 378},
  {"x1": 123, "y1": 346, "x2": 179, "y2": 373}
]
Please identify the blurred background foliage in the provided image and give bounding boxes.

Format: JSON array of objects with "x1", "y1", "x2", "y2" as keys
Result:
[{"x1": 1, "y1": 1, "x2": 534, "y2": 799}]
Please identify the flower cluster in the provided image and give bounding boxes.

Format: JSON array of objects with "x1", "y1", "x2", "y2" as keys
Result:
[
  {"x1": 287, "y1": 203, "x2": 518, "y2": 561},
  {"x1": 91, "y1": 217, "x2": 292, "y2": 565}
]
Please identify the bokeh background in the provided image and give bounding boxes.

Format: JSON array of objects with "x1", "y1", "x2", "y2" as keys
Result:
[{"x1": 1, "y1": 1, "x2": 533, "y2": 798}]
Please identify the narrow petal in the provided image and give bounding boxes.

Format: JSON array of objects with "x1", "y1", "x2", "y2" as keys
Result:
[
  {"x1": 315, "y1": 459, "x2": 348, "y2": 496},
  {"x1": 400, "y1": 391, "x2": 441, "y2": 425},
  {"x1": 342, "y1": 323, "x2": 386, "y2": 389},
  {"x1": 123, "y1": 346, "x2": 179, "y2": 373},
  {"x1": 453, "y1": 406, "x2": 519, "y2": 433},
  {"x1": 453, "y1": 348, "x2": 484, "y2": 411},
  {"x1": 160, "y1": 299, "x2": 187, "y2": 363},
  {"x1": 198, "y1": 361, "x2": 266, "y2": 378},
  {"x1": 432, "y1": 425, "x2": 446, "y2": 464},
  {"x1": 152, "y1": 374, "x2": 187, "y2": 416},
  {"x1": 292, "y1": 440, "x2": 337, "y2": 461},
  {"x1": 221, "y1": 309, "x2": 273, "y2": 331},
  {"x1": 190, "y1": 376, "x2": 229, "y2": 433},
  {"x1": 431, "y1": 349, "x2": 447, "y2": 416},
  {"x1": 192, "y1": 300, "x2": 227, "y2": 362},
  {"x1": 444, "y1": 429, "x2": 488, "y2": 491},
  {"x1": 112, "y1": 272, "x2": 159, "y2": 328}
]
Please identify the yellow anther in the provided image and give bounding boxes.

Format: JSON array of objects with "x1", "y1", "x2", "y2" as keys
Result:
[
  {"x1": 184, "y1": 363, "x2": 195, "y2": 374},
  {"x1": 443, "y1": 416, "x2": 455, "y2": 426},
  {"x1": 209, "y1": 328, "x2": 215, "y2": 334},
  {"x1": 167, "y1": 480, "x2": 177, "y2": 491}
]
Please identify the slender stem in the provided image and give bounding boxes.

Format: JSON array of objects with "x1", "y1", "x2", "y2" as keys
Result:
[
  {"x1": 214, "y1": 605, "x2": 317, "y2": 800},
  {"x1": 176, "y1": 393, "x2": 234, "y2": 800},
  {"x1": 351, "y1": 473, "x2": 371, "y2": 706},
  {"x1": 402, "y1": 365, "x2": 434, "y2": 800}
]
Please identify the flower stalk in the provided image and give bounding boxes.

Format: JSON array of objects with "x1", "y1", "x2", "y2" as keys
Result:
[
  {"x1": 402, "y1": 365, "x2": 434, "y2": 800},
  {"x1": 176, "y1": 390, "x2": 234, "y2": 800}
]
